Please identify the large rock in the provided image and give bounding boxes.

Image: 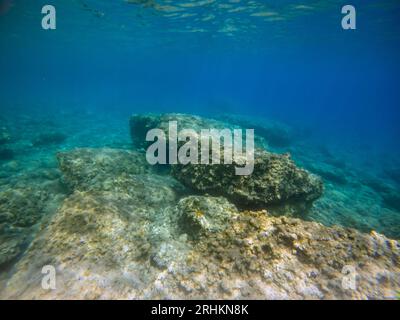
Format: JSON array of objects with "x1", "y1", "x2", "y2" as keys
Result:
[
  {"x1": 173, "y1": 150, "x2": 323, "y2": 210},
  {"x1": 130, "y1": 113, "x2": 323, "y2": 212}
]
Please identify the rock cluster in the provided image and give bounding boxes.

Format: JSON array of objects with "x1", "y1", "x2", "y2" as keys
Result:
[
  {"x1": 0, "y1": 147, "x2": 398, "y2": 299},
  {"x1": 173, "y1": 150, "x2": 323, "y2": 211},
  {"x1": 1, "y1": 114, "x2": 398, "y2": 299},
  {"x1": 130, "y1": 113, "x2": 323, "y2": 213}
]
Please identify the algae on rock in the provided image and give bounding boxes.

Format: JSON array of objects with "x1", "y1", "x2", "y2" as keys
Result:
[
  {"x1": 1, "y1": 192, "x2": 398, "y2": 299},
  {"x1": 0, "y1": 186, "x2": 64, "y2": 268},
  {"x1": 57, "y1": 148, "x2": 152, "y2": 190},
  {"x1": 172, "y1": 149, "x2": 323, "y2": 211},
  {"x1": 177, "y1": 195, "x2": 238, "y2": 236}
]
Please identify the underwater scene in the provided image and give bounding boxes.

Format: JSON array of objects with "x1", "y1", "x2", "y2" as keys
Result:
[{"x1": 0, "y1": 0, "x2": 399, "y2": 300}]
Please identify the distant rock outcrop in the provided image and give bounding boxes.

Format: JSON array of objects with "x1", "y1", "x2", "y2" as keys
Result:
[{"x1": 216, "y1": 114, "x2": 295, "y2": 148}]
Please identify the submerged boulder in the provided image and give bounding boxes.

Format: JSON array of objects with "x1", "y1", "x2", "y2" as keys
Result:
[
  {"x1": 173, "y1": 150, "x2": 323, "y2": 211},
  {"x1": 130, "y1": 113, "x2": 323, "y2": 212}
]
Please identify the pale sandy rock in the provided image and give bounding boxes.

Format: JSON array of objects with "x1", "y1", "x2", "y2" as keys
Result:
[
  {"x1": 1, "y1": 194, "x2": 398, "y2": 300},
  {"x1": 57, "y1": 148, "x2": 151, "y2": 190}
]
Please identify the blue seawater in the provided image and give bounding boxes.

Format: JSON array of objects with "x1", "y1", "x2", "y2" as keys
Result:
[{"x1": 0, "y1": 1, "x2": 399, "y2": 263}]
